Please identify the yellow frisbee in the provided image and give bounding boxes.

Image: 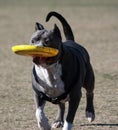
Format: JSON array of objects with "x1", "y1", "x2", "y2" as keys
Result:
[{"x1": 12, "y1": 45, "x2": 59, "y2": 57}]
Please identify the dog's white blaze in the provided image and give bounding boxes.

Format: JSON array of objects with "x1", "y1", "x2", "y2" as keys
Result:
[
  {"x1": 63, "y1": 120, "x2": 72, "y2": 130},
  {"x1": 35, "y1": 62, "x2": 65, "y2": 97}
]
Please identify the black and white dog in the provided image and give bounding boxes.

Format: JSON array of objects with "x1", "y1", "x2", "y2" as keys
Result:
[{"x1": 30, "y1": 12, "x2": 95, "y2": 130}]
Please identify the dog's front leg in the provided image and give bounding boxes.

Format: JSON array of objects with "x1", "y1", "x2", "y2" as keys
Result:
[
  {"x1": 63, "y1": 91, "x2": 82, "y2": 130},
  {"x1": 52, "y1": 103, "x2": 65, "y2": 128},
  {"x1": 34, "y1": 93, "x2": 51, "y2": 130}
]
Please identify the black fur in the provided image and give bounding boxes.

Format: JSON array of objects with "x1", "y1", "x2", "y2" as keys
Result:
[{"x1": 46, "y1": 11, "x2": 75, "y2": 41}]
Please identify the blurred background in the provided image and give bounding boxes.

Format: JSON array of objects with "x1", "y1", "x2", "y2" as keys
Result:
[{"x1": 0, "y1": 0, "x2": 118, "y2": 129}]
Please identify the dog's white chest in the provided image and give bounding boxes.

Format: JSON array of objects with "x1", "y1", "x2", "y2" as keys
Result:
[{"x1": 35, "y1": 63, "x2": 65, "y2": 97}]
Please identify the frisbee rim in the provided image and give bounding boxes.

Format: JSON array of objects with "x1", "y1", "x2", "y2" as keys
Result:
[{"x1": 12, "y1": 45, "x2": 59, "y2": 57}]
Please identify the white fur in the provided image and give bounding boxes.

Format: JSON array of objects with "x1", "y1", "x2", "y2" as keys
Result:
[
  {"x1": 86, "y1": 111, "x2": 95, "y2": 122},
  {"x1": 35, "y1": 62, "x2": 65, "y2": 98},
  {"x1": 52, "y1": 121, "x2": 64, "y2": 128},
  {"x1": 36, "y1": 105, "x2": 51, "y2": 130},
  {"x1": 63, "y1": 120, "x2": 72, "y2": 130}
]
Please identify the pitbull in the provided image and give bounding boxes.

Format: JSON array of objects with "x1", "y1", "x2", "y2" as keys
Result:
[{"x1": 30, "y1": 11, "x2": 95, "y2": 130}]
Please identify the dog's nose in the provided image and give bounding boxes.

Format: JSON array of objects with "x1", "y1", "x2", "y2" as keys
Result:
[{"x1": 31, "y1": 39, "x2": 35, "y2": 43}]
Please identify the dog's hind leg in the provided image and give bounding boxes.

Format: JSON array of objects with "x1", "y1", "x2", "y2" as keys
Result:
[
  {"x1": 85, "y1": 92, "x2": 95, "y2": 122},
  {"x1": 83, "y1": 63, "x2": 95, "y2": 122},
  {"x1": 52, "y1": 103, "x2": 65, "y2": 128},
  {"x1": 34, "y1": 93, "x2": 51, "y2": 130}
]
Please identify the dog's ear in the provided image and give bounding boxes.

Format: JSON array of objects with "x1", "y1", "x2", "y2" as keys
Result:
[
  {"x1": 53, "y1": 24, "x2": 62, "y2": 40},
  {"x1": 35, "y1": 22, "x2": 44, "y2": 31}
]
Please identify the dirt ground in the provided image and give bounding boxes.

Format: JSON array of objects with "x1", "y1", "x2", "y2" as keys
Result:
[{"x1": 0, "y1": 0, "x2": 118, "y2": 130}]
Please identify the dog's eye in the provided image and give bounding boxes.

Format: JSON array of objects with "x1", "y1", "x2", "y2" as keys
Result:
[{"x1": 43, "y1": 39, "x2": 50, "y2": 46}]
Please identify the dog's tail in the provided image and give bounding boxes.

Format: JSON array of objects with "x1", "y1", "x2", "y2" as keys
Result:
[{"x1": 46, "y1": 11, "x2": 75, "y2": 41}]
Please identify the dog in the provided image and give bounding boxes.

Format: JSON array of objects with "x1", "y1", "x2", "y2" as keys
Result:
[{"x1": 30, "y1": 11, "x2": 95, "y2": 130}]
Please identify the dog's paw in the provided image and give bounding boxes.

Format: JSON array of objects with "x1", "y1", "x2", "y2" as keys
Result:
[
  {"x1": 52, "y1": 121, "x2": 64, "y2": 128},
  {"x1": 86, "y1": 111, "x2": 95, "y2": 122}
]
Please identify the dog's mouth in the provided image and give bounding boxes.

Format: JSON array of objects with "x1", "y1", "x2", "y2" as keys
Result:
[{"x1": 33, "y1": 56, "x2": 55, "y2": 65}]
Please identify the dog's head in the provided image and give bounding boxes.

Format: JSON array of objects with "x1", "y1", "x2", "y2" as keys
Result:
[{"x1": 30, "y1": 22, "x2": 62, "y2": 66}]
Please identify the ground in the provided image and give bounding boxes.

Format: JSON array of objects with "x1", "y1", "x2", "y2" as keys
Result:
[{"x1": 0, "y1": 0, "x2": 118, "y2": 130}]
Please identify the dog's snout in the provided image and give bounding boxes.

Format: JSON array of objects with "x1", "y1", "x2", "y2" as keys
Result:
[{"x1": 30, "y1": 39, "x2": 43, "y2": 46}]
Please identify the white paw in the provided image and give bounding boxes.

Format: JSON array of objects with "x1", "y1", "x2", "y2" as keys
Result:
[
  {"x1": 86, "y1": 111, "x2": 95, "y2": 122},
  {"x1": 52, "y1": 121, "x2": 63, "y2": 128},
  {"x1": 62, "y1": 120, "x2": 72, "y2": 130}
]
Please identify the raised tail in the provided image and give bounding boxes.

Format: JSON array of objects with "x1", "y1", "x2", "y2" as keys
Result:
[{"x1": 46, "y1": 11, "x2": 75, "y2": 41}]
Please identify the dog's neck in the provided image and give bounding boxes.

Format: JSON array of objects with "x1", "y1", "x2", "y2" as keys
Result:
[
  {"x1": 36, "y1": 61, "x2": 59, "y2": 69},
  {"x1": 35, "y1": 61, "x2": 61, "y2": 81},
  {"x1": 34, "y1": 62, "x2": 65, "y2": 97}
]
